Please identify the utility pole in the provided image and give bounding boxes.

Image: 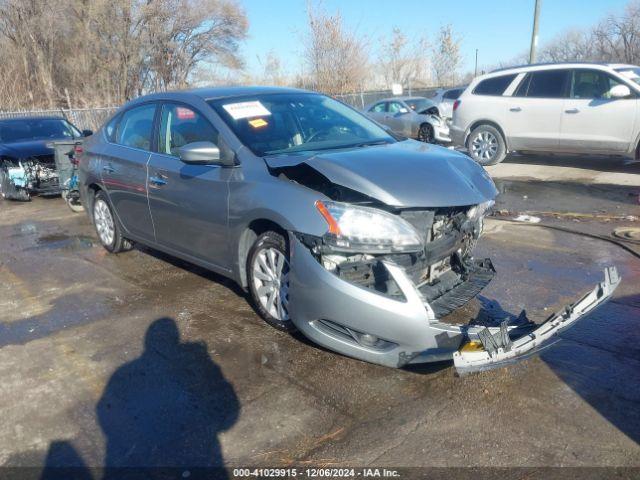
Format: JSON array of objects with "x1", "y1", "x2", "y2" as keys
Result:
[
  {"x1": 529, "y1": 0, "x2": 541, "y2": 64},
  {"x1": 474, "y1": 49, "x2": 478, "y2": 77}
]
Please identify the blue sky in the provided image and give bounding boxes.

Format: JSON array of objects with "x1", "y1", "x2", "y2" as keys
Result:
[{"x1": 239, "y1": 0, "x2": 631, "y2": 76}]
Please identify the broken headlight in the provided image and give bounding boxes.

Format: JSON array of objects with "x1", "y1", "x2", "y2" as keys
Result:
[
  {"x1": 467, "y1": 200, "x2": 494, "y2": 221},
  {"x1": 315, "y1": 200, "x2": 423, "y2": 253}
]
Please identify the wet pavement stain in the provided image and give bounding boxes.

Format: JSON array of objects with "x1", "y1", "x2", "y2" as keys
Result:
[{"x1": 32, "y1": 233, "x2": 94, "y2": 250}]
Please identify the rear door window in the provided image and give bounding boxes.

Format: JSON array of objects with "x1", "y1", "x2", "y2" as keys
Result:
[
  {"x1": 472, "y1": 74, "x2": 517, "y2": 96},
  {"x1": 443, "y1": 89, "x2": 463, "y2": 99},
  {"x1": 115, "y1": 104, "x2": 157, "y2": 150},
  {"x1": 369, "y1": 102, "x2": 387, "y2": 113},
  {"x1": 519, "y1": 70, "x2": 570, "y2": 98}
]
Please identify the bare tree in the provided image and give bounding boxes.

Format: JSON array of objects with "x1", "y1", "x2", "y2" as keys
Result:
[
  {"x1": 431, "y1": 25, "x2": 462, "y2": 87},
  {"x1": 378, "y1": 27, "x2": 430, "y2": 90},
  {"x1": 0, "y1": 0, "x2": 248, "y2": 110},
  {"x1": 144, "y1": 0, "x2": 248, "y2": 91},
  {"x1": 260, "y1": 50, "x2": 287, "y2": 86},
  {"x1": 538, "y1": 30, "x2": 595, "y2": 63},
  {"x1": 592, "y1": 0, "x2": 640, "y2": 64},
  {"x1": 303, "y1": 1, "x2": 369, "y2": 95}
]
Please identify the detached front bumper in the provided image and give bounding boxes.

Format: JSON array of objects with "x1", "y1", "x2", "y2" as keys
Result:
[
  {"x1": 288, "y1": 235, "x2": 620, "y2": 371},
  {"x1": 454, "y1": 266, "x2": 620, "y2": 374},
  {"x1": 433, "y1": 123, "x2": 451, "y2": 144}
]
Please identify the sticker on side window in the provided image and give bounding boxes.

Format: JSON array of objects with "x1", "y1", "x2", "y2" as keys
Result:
[
  {"x1": 176, "y1": 107, "x2": 196, "y2": 119},
  {"x1": 223, "y1": 101, "x2": 271, "y2": 120}
]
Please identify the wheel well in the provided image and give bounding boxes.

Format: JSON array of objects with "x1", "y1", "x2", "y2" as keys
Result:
[
  {"x1": 238, "y1": 219, "x2": 287, "y2": 288},
  {"x1": 86, "y1": 183, "x2": 102, "y2": 211},
  {"x1": 468, "y1": 120, "x2": 508, "y2": 149}
]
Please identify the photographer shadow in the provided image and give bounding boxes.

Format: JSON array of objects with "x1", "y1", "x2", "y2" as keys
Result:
[{"x1": 39, "y1": 317, "x2": 239, "y2": 479}]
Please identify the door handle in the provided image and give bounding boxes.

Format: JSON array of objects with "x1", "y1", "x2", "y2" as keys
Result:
[
  {"x1": 102, "y1": 164, "x2": 115, "y2": 174},
  {"x1": 565, "y1": 108, "x2": 580, "y2": 114},
  {"x1": 509, "y1": 107, "x2": 522, "y2": 112},
  {"x1": 149, "y1": 176, "x2": 167, "y2": 187}
]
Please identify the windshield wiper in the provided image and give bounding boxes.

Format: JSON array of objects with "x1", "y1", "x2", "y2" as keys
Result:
[{"x1": 350, "y1": 139, "x2": 392, "y2": 148}]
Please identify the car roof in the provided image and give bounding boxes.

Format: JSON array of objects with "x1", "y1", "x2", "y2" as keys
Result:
[
  {"x1": 129, "y1": 86, "x2": 312, "y2": 106},
  {"x1": 0, "y1": 116, "x2": 66, "y2": 123},
  {"x1": 488, "y1": 62, "x2": 638, "y2": 76},
  {"x1": 375, "y1": 96, "x2": 428, "y2": 102}
]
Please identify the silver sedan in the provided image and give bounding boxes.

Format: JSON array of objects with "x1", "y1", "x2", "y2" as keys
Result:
[{"x1": 364, "y1": 96, "x2": 451, "y2": 144}]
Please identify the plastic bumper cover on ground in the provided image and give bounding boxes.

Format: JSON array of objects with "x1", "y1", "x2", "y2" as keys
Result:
[{"x1": 453, "y1": 266, "x2": 621, "y2": 374}]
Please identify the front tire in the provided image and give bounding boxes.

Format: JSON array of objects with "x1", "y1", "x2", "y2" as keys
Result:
[
  {"x1": 247, "y1": 231, "x2": 295, "y2": 332},
  {"x1": 92, "y1": 191, "x2": 131, "y2": 253},
  {"x1": 467, "y1": 125, "x2": 507, "y2": 166},
  {"x1": 417, "y1": 123, "x2": 435, "y2": 143}
]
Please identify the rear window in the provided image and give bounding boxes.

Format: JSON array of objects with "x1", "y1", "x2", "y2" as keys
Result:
[
  {"x1": 472, "y1": 74, "x2": 517, "y2": 96},
  {"x1": 0, "y1": 118, "x2": 79, "y2": 143},
  {"x1": 516, "y1": 70, "x2": 570, "y2": 98},
  {"x1": 443, "y1": 89, "x2": 463, "y2": 100}
]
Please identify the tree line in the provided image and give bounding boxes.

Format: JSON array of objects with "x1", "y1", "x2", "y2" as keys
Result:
[
  {"x1": 0, "y1": 0, "x2": 248, "y2": 110},
  {"x1": 1, "y1": 0, "x2": 639, "y2": 110}
]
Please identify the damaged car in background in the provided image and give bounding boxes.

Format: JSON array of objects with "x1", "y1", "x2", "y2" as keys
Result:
[
  {"x1": 0, "y1": 116, "x2": 90, "y2": 201},
  {"x1": 78, "y1": 87, "x2": 620, "y2": 373},
  {"x1": 364, "y1": 96, "x2": 450, "y2": 144}
]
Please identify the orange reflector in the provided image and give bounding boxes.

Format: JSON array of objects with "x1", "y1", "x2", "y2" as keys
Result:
[
  {"x1": 315, "y1": 200, "x2": 341, "y2": 235},
  {"x1": 460, "y1": 341, "x2": 484, "y2": 353}
]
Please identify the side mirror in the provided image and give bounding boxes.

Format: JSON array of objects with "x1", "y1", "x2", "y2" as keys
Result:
[
  {"x1": 609, "y1": 84, "x2": 631, "y2": 98},
  {"x1": 178, "y1": 141, "x2": 222, "y2": 165},
  {"x1": 82, "y1": 129, "x2": 93, "y2": 137}
]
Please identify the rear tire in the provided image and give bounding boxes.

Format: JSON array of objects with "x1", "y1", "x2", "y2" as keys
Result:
[
  {"x1": 92, "y1": 191, "x2": 131, "y2": 253},
  {"x1": 247, "y1": 231, "x2": 295, "y2": 332},
  {"x1": 467, "y1": 124, "x2": 507, "y2": 166}
]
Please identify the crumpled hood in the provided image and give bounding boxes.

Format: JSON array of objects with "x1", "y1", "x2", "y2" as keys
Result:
[
  {"x1": 0, "y1": 139, "x2": 55, "y2": 160},
  {"x1": 265, "y1": 140, "x2": 497, "y2": 207}
]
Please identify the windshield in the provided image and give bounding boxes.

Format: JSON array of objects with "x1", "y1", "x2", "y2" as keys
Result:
[
  {"x1": 0, "y1": 118, "x2": 80, "y2": 143},
  {"x1": 209, "y1": 93, "x2": 395, "y2": 156},
  {"x1": 404, "y1": 98, "x2": 434, "y2": 113},
  {"x1": 615, "y1": 67, "x2": 640, "y2": 86}
]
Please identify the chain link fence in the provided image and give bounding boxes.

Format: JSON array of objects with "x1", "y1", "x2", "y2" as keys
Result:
[
  {"x1": 335, "y1": 88, "x2": 440, "y2": 110},
  {"x1": 0, "y1": 107, "x2": 117, "y2": 131},
  {"x1": 0, "y1": 88, "x2": 443, "y2": 129}
]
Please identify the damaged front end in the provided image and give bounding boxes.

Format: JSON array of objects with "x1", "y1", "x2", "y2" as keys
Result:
[
  {"x1": 264, "y1": 144, "x2": 619, "y2": 372},
  {"x1": 287, "y1": 196, "x2": 502, "y2": 369},
  {"x1": 0, "y1": 155, "x2": 59, "y2": 201}
]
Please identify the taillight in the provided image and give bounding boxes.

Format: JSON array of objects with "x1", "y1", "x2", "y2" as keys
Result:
[
  {"x1": 71, "y1": 144, "x2": 83, "y2": 165},
  {"x1": 453, "y1": 99, "x2": 461, "y2": 111}
]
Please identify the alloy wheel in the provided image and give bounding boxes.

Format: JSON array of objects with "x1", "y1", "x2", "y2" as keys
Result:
[
  {"x1": 470, "y1": 131, "x2": 498, "y2": 161},
  {"x1": 94, "y1": 199, "x2": 115, "y2": 246},
  {"x1": 252, "y1": 247, "x2": 290, "y2": 321},
  {"x1": 418, "y1": 124, "x2": 434, "y2": 143}
]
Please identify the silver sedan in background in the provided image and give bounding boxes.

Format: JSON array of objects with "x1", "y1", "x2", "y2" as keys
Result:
[{"x1": 364, "y1": 96, "x2": 451, "y2": 144}]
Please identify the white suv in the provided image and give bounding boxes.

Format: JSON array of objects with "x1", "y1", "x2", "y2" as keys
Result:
[{"x1": 450, "y1": 63, "x2": 640, "y2": 165}]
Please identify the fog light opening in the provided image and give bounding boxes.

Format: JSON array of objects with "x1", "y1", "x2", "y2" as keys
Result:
[{"x1": 359, "y1": 333, "x2": 379, "y2": 347}]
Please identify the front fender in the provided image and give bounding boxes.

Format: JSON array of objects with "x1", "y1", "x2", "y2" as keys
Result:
[{"x1": 227, "y1": 176, "x2": 329, "y2": 285}]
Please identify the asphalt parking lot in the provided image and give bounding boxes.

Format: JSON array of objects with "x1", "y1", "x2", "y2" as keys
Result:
[{"x1": 1, "y1": 154, "x2": 639, "y2": 473}]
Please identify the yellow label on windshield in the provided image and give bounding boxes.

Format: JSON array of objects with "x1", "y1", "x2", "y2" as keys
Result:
[{"x1": 249, "y1": 118, "x2": 268, "y2": 128}]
